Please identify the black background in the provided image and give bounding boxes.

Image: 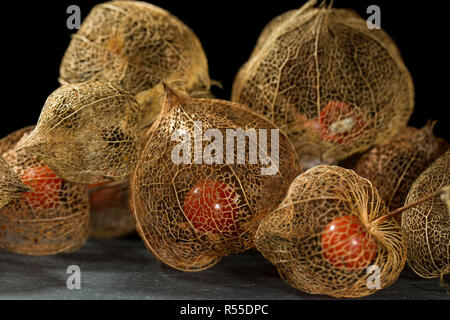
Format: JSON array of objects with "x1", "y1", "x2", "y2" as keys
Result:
[{"x1": 2, "y1": 0, "x2": 448, "y2": 141}]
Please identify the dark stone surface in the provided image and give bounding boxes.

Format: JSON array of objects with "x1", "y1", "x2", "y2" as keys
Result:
[{"x1": 0, "y1": 237, "x2": 448, "y2": 300}]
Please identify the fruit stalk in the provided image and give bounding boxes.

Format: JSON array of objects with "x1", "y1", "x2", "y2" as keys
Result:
[{"x1": 370, "y1": 185, "x2": 450, "y2": 227}]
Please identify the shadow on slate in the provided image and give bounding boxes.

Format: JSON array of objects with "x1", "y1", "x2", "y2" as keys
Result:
[{"x1": 0, "y1": 238, "x2": 448, "y2": 300}]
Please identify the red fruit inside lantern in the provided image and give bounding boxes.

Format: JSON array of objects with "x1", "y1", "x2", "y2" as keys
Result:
[
  {"x1": 319, "y1": 101, "x2": 366, "y2": 144},
  {"x1": 183, "y1": 180, "x2": 240, "y2": 235},
  {"x1": 321, "y1": 215, "x2": 377, "y2": 271},
  {"x1": 20, "y1": 166, "x2": 63, "y2": 209}
]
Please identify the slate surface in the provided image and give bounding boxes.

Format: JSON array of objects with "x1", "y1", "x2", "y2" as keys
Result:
[{"x1": 0, "y1": 236, "x2": 448, "y2": 300}]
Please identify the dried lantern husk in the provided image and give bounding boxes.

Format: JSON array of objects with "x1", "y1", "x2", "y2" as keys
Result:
[
  {"x1": 59, "y1": 0, "x2": 211, "y2": 126},
  {"x1": 130, "y1": 85, "x2": 301, "y2": 271},
  {"x1": 254, "y1": 165, "x2": 406, "y2": 298},
  {"x1": 0, "y1": 156, "x2": 29, "y2": 208},
  {"x1": 0, "y1": 127, "x2": 90, "y2": 255},
  {"x1": 354, "y1": 123, "x2": 448, "y2": 213},
  {"x1": 89, "y1": 181, "x2": 136, "y2": 239},
  {"x1": 232, "y1": 0, "x2": 414, "y2": 167},
  {"x1": 402, "y1": 150, "x2": 450, "y2": 280},
  {"x1": 17, "y1": 82, "x2": 142, "y2": 184}
]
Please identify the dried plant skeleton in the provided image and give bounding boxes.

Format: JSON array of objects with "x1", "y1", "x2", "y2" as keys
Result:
[
  {"x1": 255, "y1": 165, "x2": 407, "y2": 298},
  {"x1": 18, "y1": 82, "x2": 142, "y2": 184},
  {"x1": 0, "y1": 127, "x2": 90, "y2": 255},
  {"x1": 131, "y1": 85, "x2": 301, "y2": 271},
  {"x1": 232, "y1": 0, "x2": 414, "y2": 166},
  {"x1": 60, "y1": 0, "x2": 211, "y2": 126},
  {"x1": 355, "y1": 123, "x2": 448, "y2": 213},
  {"x1": 402, "y1": 150, "x2": 450, "y2": 280}
]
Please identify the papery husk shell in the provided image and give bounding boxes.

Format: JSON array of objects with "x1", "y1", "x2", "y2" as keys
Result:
[
  {"x1": 19, "y1": 82, "x2": 142, "y2": 184},
  {"x1": 131, "y1": 85, "x2": 301, "y2": 271},
  {"x1": 355, "y1": 123, "x2": 448, "y2": 213},
  {"x1": 255, "y1": 165, "x2": 407, "y2": 298},
  {"x1": 0, "y1": 156, "x2": 29, "y2": 208},
  {"x1": 232, "y1": 0, "x2": 414, "y2": 166},
  {"x1": 402, "y1": 150, "x2": 450, "y2": 279},
  {"x1": 0, "y1": 127, "x2": 90, "y2": 255},
  {"x1": 89, "y1": 181, "x2": 136, "y2": 239},
  {"x1": 59, "y1": 0, "x2": 211, "y2": 126}
]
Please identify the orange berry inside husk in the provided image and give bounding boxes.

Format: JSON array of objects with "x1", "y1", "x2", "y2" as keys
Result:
[
  {"x1": 183, "y1": 180, "x2": 240, "y2": 236},
  {"x1": 20, "y1": 165, "x2": 63, "y2": 210},
  {"x1": 319, "y1": 101, "x2": 366, "y2": 145},
  {"x1": 321, "y1": 215, "x2": 378, "y2": 271}
]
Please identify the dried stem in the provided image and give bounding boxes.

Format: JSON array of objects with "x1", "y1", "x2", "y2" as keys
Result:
[{"x1": 370, "y1": 185, "x2": 450, "y2": 227}]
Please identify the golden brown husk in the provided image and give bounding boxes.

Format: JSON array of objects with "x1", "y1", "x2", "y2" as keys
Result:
[
  {"x1": 89, "y1": 181, "x2": 136, "y2": 239},
  {"x1": 254, "y1": 165, "x2": 407, "y2": 298},
  {"x1": 0, "y1": 156, "x2": 29, "y2": 208},
  {"x1": 232, "y1": 0, "x2": 414, "y2": 166},
  {"x1": 0, "y1": 127, "x2": 90, "y2": 255},
  {"x1": 402, "y1": 150, "x2": 450, "y2": 279},
  {"x1": 354, "y1": 123, "x2": 448, "y2": 212},
  {"x1": 130, "y1": 86, "x2": 301, "y2": 271},
  {"x1": 59, "y1": 0, "x2": 211, "y2": 126},
  {"x1": 18, "y1": 82, "x2": 142, "y2": 184}
]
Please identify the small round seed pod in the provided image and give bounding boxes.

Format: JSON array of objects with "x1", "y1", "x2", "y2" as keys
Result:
[
  {"x1": 402, "y1": 150, "x2": 450, "y2": 280},
  {"x1": 254, "y1": 165, "x2": 407, "y2": 298},
  {"x1": 354, "y1": 123, "x2": 448, "y2": 213},
  {"x1": 59, "y1": 0, "x2": 211, "y2": 126},
  {"x1": 130, "y1": 85, "x2": 301, "y2": 271},
  {"x1": 18, "y1": 82, "x2": 142, "y2": 184},
  {"x1": 0, "y1": 156, "x2": 29, "y2": 208},
  {"x1": 232, "y1": 0, "x2": 414, "y2": 166},
  {"x1": 0, "y1": 127, "x2": 89, "y2": 255},
  {"x1": 89, "y1": 181, "x2": 135, "y2": 239}
]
